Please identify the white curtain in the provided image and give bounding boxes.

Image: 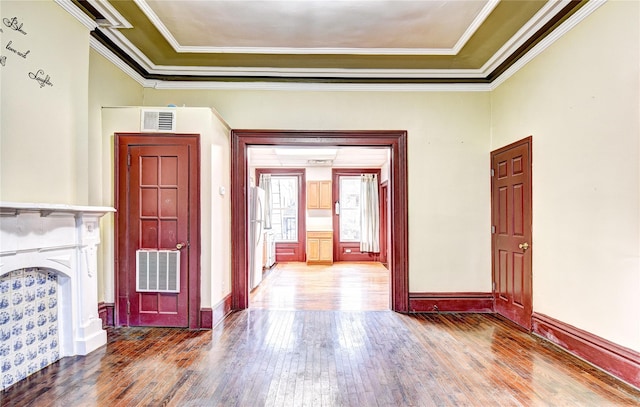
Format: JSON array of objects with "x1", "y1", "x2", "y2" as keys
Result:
[
  {"x1": 259, "y1": 173, "x2": 272, "y2": 229},
  {"x1": 360, "y1": 174, "x2": 380, "y2": 253}
]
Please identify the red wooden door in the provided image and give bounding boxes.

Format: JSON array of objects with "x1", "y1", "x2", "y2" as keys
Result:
[
  {"x1": 117, "y1": 135, "x2": 199, "y2": 328},
  {"x1": 491, "y1": 137, "x2": 532, "y2": 330},
  {"x1": 332, "y1": 169, "x2": 381, "y2": 262}
]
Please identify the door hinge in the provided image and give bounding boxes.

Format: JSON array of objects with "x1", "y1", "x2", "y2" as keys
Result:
[
  {"x1": 492, "y1": 282, "x2": 496, "y2": 291},
  {"x1": 491, "y1": 225, "x2": 496, "y2": 234},
  {"x1": 127, "y1": 299, "x2": 130, "y2": 315},
  {"x1": 490, "y1": 168, "x2": 495, "y2": 177},
  {"x1": 127, "y1": 154, "x2": 131, "y2": 167}
]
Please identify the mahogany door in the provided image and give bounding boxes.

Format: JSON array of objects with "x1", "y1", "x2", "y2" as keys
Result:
[
  {"x1": 116, "y1": 134, "x2": 200, "y2": 328},
  {"x1": 332, "y1": 168, "x2": 381, "y2": 262},
  {"x1": 491, "y1": 137, "x2": 532, "y2": 330}
]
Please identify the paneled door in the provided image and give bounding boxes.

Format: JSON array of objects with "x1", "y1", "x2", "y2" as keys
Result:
[
  {"x1": 116, "y1": 134, "x2": 200, "y2": 328},
  {"x1": 491, "y1": 137, "x2": 532, "y2": 330}
]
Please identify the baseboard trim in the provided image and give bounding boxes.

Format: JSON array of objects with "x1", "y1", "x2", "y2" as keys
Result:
[
  {"x1": 98, "y1": 302, "x2": 115, "y2": 328},
  {"x1": 532, "y1": 312, "x2": 640, "y2": 389},
  {"x1": 409, "y1": 292, "x2": 493, "y2": 313},
  {"x1": 201, "y1": 294, "x2": 233, "y2": 330}
]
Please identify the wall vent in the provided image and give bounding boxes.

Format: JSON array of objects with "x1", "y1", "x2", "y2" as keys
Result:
[
  {"x1": 136, "y1": 250, "x2": 180, "y2": 293},
  {"x1": 141, "y1": 109, "x2": 176, "y2": 132}
]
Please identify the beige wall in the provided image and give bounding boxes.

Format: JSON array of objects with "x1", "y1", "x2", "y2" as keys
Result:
[
  {"x1": 491, "y1": 0, "x2": 640, "y2": 350},
  {"x1": 143, "y1": 90, "x2": 494, "y2": 293},
  {"x1": 88, "y1": 50, "x2": 144, "y2": 302},
  {"x1": 88, "y1": 50, "x2": 143, "y2": 205},
  {"x1": 1, "y1": 1, "x2": 89, "y2": 204},
  {"x1": 100, "y1": 107, "x2": 231, "y2": 308}
]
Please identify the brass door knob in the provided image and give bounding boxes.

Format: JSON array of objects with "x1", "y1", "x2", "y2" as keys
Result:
[
  {"x1": 176, "y1": 242, "x2": 186, "y2": 250},
  {"x1": 519, "y1": 242, "x2": 529, "y2": 251}
]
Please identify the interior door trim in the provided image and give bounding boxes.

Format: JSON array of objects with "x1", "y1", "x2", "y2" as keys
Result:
[
  {"x1": 332, "y1": 168, "x2": 382, "y2": 262},
  {"x1": 231, "y1": 130, "x2": 409, "y2": 312},
  {"x1": 255, "y1": 168, "x2": 307, "y2": 262}
]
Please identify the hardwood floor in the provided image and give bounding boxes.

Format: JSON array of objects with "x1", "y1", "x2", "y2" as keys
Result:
[
  {"x1": 2, "y1": 312, "x2": 639, "y2": 406},
  {"x1": 3, "y1": 262, "x2": 640, "y2": 406},
  {"x1": 250, "y1": 262, "x2": 390, "y2": 311}
]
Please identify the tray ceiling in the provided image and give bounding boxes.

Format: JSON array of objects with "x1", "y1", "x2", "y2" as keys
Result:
[{"x1": 73, "y1": 0, "x2": 589, "y2": 85}]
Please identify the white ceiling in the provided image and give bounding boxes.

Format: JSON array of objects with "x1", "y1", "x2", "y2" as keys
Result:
[
  {"x1": 144, "y1": 0, "x2": 493, "y2": 54},
  {"x1": 248, "y1": 146, "x2": 389, "y2": 168}
]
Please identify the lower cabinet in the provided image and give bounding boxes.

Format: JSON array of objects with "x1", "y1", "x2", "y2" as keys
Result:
[{"x1": 306, "y1": 231, "x2": 333, "y2": 264}]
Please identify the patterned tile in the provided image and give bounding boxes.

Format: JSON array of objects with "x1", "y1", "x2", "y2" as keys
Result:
[{"x1": 1, "y1": 268, "x2": 60, "y2": 390}]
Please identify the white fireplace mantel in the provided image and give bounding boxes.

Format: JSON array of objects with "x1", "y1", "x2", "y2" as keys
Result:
[
  {"x1": 0, "y1": 201, "x2": 115, "y2": 218},
  {"x1": 0, "y1": 201, "x2": 115, "y2": 358}
]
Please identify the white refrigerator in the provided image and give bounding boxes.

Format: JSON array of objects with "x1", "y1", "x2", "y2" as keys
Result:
[{"x1": 249, "y1": 186, "x2": 266, "y2": 290}]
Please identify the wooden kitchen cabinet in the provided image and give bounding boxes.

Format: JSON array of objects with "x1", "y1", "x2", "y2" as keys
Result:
[
  {"x1": 307, "y1": 181, "x2": 332, "y2": 209},
  {"x1": 306, "y1": 231, "x2": 333, "y2": 264}
]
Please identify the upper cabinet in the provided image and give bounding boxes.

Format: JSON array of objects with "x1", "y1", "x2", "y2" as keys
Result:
[{"x1": 307, "y1": 180, "x2": 332, "y2": 209}]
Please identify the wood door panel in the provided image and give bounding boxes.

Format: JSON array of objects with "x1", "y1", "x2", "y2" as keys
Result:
[
  {"x1": 513, "y1": 252, "x2": 525, "y2": 306},
  {"x1": 116, "y1": 133, "x2": 201, "y2": 329},
  {"x1": 307, "y1": 239, "x2": 319, "y2": 260},
  {"x1": 498, "y1": 249, "x2": 508, "y2": 301},
  {"x1": 513, "y1": 183, "x2": 525, "y2": 235},
  {"x1": 130, "y1": 144, "x2": 189, "y2": 327},
  {"x1": 491, "y1": 137, "x2": 532, "y2": 330},
  {"x1": 318, "y1": 181, "x2": 332, "y2": 209}
]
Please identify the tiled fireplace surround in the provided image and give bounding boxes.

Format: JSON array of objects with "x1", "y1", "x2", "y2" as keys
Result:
[{"x1": 0, "y1": 202, "x2": 113, "y2": 389}]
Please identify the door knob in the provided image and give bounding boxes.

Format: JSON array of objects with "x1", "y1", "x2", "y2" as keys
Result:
[
  {"x1": 518, "y1": 242, "x2": 529, "y2": 251},
  {"x1": 176, "y1": 242, "x2": 186, "y2": 250}
]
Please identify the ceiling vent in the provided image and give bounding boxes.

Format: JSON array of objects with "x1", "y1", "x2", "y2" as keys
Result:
[
  {"x1": 141, "y1": 109, "x2": 176, "y2": 132},
  {"x1": 307, "y1": 159, "x2": 334, "y2": 166}
]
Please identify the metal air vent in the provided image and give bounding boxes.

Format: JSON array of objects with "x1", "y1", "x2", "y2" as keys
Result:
[
  {"x1": 141, "y1": 109, "x2": 176, "y2": 132},
  {"x1": 136, "y1": 250, "x2": 180, "y2": 293}
]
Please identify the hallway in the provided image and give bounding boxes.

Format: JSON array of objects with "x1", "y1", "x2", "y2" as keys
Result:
[{"x1": 250, "y1": 262, "x2": 390, "y2": 311}]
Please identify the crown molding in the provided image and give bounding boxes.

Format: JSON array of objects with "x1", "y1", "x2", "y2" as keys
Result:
[
  {"x1": 55, "y1": 0, "x2": 97, "y2": 30},
  {"x1": 89, "y1": 37, "x2": 152, "y2": 87},
  {"x1": 80, "y1": 0, "x2": 605, "y2": 91},
  {"x1": 491, "y1": 0, "x2": 606, "y2": 90},
  {"x1": 480, "y1": 0, "x2": 572, "y2": 74},
  {"x1": 451, "y1": 0, "x2": 500, "y2": 56},
  {"x1": 87, "y1": 0, "x2": 133, "y2": 28},
  {"x1": 134, "y1": 0, "x2": 499, "y2": 57},
  {"x1": 149, "y1": 81, "x2": 492, "y2": 93}
]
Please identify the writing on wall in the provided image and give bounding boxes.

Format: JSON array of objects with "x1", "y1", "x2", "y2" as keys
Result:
[{"x1": 1, "y1": 15, "x2": 54, "y2": 88}]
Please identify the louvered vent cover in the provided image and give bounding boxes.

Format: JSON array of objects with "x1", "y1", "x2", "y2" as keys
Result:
[
  {"x1": 140, "y1": 109, "x2": 176, "y2": 132},
  {"x1": 136, "y1": 250, "x2": 180, "y2": 293}
]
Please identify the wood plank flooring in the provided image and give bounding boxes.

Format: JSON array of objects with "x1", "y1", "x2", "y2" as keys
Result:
[
  {"x1": 250, "y1": 262, "x2": 390, "y2": 311},
  {"x1": 3, "y1": 262, "x2": 640, "y2": 406},
  {"x1": 2, "y1": 312, "x2": 639, "y2": 406}
]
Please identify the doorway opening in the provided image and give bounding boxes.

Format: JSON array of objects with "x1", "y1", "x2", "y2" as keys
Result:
[{"x1": 231, "y1": 130, "x2": 409, "y2": 312}]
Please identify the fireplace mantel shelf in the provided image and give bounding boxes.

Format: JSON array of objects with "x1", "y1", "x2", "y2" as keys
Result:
[
  {"x1": 0, "y1": 201, "x2": 115, "y2": 217},
  {"x1": 1, "y1": 201, "x2": 113, "y2": 381}
]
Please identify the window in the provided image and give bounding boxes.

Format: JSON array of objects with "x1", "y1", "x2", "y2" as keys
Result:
[
  {"x1": 339, "y1": 176, "x2": 361, "y2": 242},
  {"x1": 270, "y1": 176, "x2": 298, "y2": 242}
]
